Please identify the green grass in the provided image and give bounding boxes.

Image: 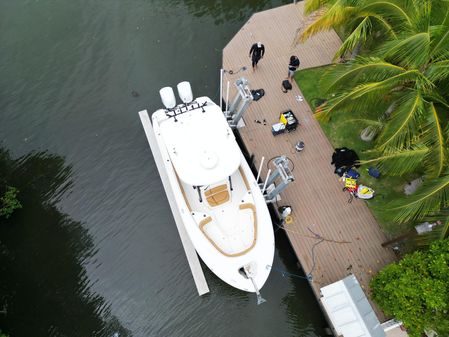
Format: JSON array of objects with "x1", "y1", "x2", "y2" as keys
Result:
[{"x1": 294, "y1": 66, "x2": 414, "y2": 237}]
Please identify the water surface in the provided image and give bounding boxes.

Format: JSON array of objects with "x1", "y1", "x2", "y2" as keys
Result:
[{"x1": 0, "y1": 1, "x2": 327, "y2": 336}]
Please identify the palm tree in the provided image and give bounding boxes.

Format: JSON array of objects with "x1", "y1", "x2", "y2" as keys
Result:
[
  {"x1": 299, "y1": 0, "x2": 447, "y2": 59},
  {"x1": 307, "y1": 0, "x2": 449, "y2": 239},
  {"x1": 299, "y1": 0, "x2": 398, "y2": 59}
]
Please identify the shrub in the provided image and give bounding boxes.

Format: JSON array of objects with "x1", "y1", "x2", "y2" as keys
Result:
[
  {"x1": 371, "y1": 239, "x2": 449, "y2": 336},
  {"x1": 0, "y1": 185, "x2": 22, "y2": 219}
]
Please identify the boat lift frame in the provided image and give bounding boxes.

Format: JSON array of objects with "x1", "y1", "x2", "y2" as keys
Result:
[
  {"x1": 224, "y1": 77, "x2": 253, "y2": 129},
  {"x1": 263, "y1": 156, "x2": 295, "y2": 203}
]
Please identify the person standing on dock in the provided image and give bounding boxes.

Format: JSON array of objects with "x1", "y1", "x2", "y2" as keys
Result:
[
  {"x1": 287, "y1": 55, "x2": 300, "y2": 80},
  {"x1": 249, "y1": 42, "x2": 265, "y2": 71}
]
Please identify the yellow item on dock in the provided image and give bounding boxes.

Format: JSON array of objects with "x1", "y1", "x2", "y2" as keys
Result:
[
  {"x1": 279, "y1": 113, "x2": 287, "y2": 125},
  {"x1": 344, "y1": 178, "x2": 357, "y2": 189}
]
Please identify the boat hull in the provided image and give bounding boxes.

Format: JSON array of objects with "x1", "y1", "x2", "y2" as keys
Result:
[{"x1": 150, "y1": 98, "x2": 275, "y2": 292}]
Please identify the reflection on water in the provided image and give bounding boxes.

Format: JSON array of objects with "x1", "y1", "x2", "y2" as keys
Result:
[
  {"x1": 0, "y1": 148, "x2": 129, "y2": 337},
  {"x1": 173, "y1": 0, "x2": 288, "y2": 24}
]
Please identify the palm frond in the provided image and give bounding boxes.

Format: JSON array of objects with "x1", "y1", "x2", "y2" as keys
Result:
[
  {"x1": 425, "y1": 60, "x2": 449, "y2": 82},
  {"x1": 439, "y1": 218, "x2": 449, "y2": 238},
  {"x1": 430, "y1": 0, "x2": 449, "y2": 26},
  {"x1": 300, "y1": 0, "x2": 356, "y2": 41},
  {"x1": 429, "y1": 24, "x2": 449, "y2": 59},
  {"x1": 350, "y1": 70, "x2": 431, "y2": 98},
  {"x1": 317, "y1": 70, "x2": 424, "y2": 121},
  {"x1": 408, "y1": 0, "x2": 431, "y2": 33},
  {"x1": 441, "y1": 2, "x2": 449, "y2": 26},
  {"x1": 431, "y1": 48, "x2": 449, "y2": 62},
  {"x1": 387, "y1": 174, "x2": 449, "y2": 223},
  {"x1": 423, "y1": 90, "x2": 449, "y2": 108},
  {"x1": 304, "y1": 0, "x2": 332, "y2": 14},
  {"x1": 320, "y1": 57, "x2": 405, "y2": 92},
  {"x1": 334, "y1": 17, "x2": 373, "y2": 59},
  {"x1": 361, "y1": 1, "x2": 412, "y2": 27},
  {"x1": 421, "y1": 103, "x2": 447, "y2": 178},
  {"x1": 316, "y1": 83, "x2": 393, "y2": 121},
  {"x1": 314, "y1": 92, "x2": 351, "y2": 121},
  {"x1": 380, "y1": 32, "x2": 431, "y2": 68},
  {"x1": 359, "y1": 145, "x2": 428, "y2": 176},
  {"x1": 365, "y1": 13, "x2": 398, "y2": 39},
  {"x1": 375, "y1": 90, "x2": 425, "y2": 150}
]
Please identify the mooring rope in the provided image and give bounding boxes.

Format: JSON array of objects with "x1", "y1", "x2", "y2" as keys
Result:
[
  {"x1": 278, "y1": 222, "x2": 352, "y2": 244},
  {"x1": 266, "y1": 264, "x2": 311, "y2": 281},
  {"x1": 273, "y1": 222, "x2": 352, "y2": 281}
]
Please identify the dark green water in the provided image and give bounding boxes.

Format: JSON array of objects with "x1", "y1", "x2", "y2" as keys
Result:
[{"x1": 0, "y1": 1, "x2": 327, "y2": 336}]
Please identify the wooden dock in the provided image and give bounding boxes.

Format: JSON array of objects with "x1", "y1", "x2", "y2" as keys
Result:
[
  {"x1": 139, "y1": 110, "x2": 210, "y2": 296},
  {"x1": 222, "y1": 2, "x2": 396, "y2": 318}
]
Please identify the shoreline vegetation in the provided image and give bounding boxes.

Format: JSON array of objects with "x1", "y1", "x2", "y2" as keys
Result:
[
  {"x1": 295, "y1": 50, "x2": 449, "y2": 337},
  {"x1": 297, "y1": 0, "x2": 449, "y2": 247},
  {"x1": 298, "y1": 0, "x2": 449, "y2": 334},
  {"x1": 0, "y1": 186, "x2": 22, "y2": 219}
]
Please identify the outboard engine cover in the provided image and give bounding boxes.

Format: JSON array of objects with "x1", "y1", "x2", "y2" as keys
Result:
[
  {"x1": 177, "y1": 81, "x2": 193, "y2": 104},
  {"x1": 160, "y1": 87, "x2": 176, "y2": 109}
]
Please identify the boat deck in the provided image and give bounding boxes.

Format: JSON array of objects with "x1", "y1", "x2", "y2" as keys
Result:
[
  {"x1": 181, "y1": 166, "x2": 256, "y2": 257},
  {"x1": 222, "y1": 2, "x2": 396, "y2": 319}
]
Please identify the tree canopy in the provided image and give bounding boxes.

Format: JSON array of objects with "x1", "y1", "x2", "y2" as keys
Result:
[
  {"x1": 371, "y1": 239, "x2": 449, "y2": 336},
  {"x1": 302, "y1": 0, "x2": 449, "y2": 240},
  {"x1": 0, "y1": 186, "x2": 21, "y2": 219}
]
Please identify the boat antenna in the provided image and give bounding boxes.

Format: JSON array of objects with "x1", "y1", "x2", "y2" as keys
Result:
[
  {"x1": 256, "y1": 156, "x2": 265, "y2": 183},
  {"x1": 261, "y1": 169, "x2": 271, "y2": 195},
  {"x1": 225, "y1": 80, "x2": 230, "y2": 115}
]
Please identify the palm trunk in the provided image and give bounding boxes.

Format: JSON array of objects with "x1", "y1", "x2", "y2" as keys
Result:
[{"x1": 350, "y1": 42, "x2": 362, "y2": 59}]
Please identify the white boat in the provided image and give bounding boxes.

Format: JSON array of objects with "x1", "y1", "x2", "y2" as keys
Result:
[{"x1": 148, "y1": 81, "x2": 275, "y2": 294}]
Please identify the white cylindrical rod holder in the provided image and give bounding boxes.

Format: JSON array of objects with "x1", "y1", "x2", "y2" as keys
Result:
[
  {"x1": 256, "y1": 156, "x2": 265, "y2": 182},
  {"x1": 220, "y1": 69, "x2": 224, "y2": 110},
  {"x1": 261, "y1": 169, "x2": 271, "y2": 195},
  {"x1": 225, "y1": 81, "x2": 230, "y2": 112}
]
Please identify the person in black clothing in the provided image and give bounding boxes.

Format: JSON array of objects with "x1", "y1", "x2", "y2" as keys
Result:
[
  {"x1": 287, "y1": 55, "x2": 300, "y2": 80},
  {"x1": 249, "y1": 42, "x2": 265, "y2": 71}
]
